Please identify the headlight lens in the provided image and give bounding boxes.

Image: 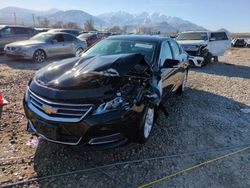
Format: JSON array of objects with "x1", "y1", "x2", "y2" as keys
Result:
[{"x1": 93, "y1": 96, "x2": 129, "y2": 115}]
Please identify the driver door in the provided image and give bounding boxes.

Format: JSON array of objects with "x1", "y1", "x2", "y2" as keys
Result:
[
  {"x1": 47, "y1": 34, "x2": 67, "y2": 57},
  {"x1": 160, "y1": 41, "x2": 176, "y2": 98}
]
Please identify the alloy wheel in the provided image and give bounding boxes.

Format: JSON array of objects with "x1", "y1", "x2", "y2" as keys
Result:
[{"x1": 144, "y1": 107, "x2": 154, "y2": 138}]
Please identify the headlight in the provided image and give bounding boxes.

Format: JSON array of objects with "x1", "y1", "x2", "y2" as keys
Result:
[{"x1": 93, "y1": 96, "x2": 129, "y2": 115}]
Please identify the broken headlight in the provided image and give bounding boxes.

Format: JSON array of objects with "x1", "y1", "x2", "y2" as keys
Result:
[{"x1": 93, "y1": 96, "x2": 129, "y2": 115}]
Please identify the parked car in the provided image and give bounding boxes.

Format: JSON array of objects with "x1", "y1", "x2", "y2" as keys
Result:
[
  {"x1": 4, "y1": 32, "x2": 87, "y2": 63},
  {"x1": 0, "y1": 92, "x2": 8, "y2": 118},
  {"x1": 231, "y1": 38, "x2": 246, "y2": 47},
  {"x1": 246, "y1": 39, "x2": 250, "y2": 48},
  {"x1": 23, "y1": 35, "x2": 189, "y2": 149},
  {"x1": 78, "y1": 33, "x2": 102, "y2": 47},
  {"x1": 177, "y1": 30, "x2": 231, "y2": 67},
  {"x1": 48, "y1": 29, "x2": 80, "y2": 36},
  {"x1": 0, "y1": 25, "x2": 36, "y2": 52}
]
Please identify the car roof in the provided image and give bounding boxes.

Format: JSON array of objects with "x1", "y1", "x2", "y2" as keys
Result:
[
  {"x1": 180, "y1": 31, "x2": 208, "y2": 33},
  {"x1": 107, "y1": 35, "x2": 170, "y2": 43},
  {"x1": 43, "y1": 31, "x2": 76, "y2": 36},
  {"x1": 50, "y1": 29, "x2": 80, "y2": 31},
  {"x1": 0, "y1": 25, "x2": 34, "y2": 29}
]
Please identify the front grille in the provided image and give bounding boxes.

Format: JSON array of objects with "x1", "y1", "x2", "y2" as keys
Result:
[{"x1": 28, "y1": 89, "x2": 93, "y2": 122}]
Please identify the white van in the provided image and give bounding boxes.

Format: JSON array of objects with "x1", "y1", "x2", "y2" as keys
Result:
[{"x1": 177, "y1": 30, "x2": 231, "y2": 67}]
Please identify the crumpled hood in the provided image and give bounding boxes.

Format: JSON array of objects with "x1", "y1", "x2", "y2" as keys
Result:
[
  {"x1": 6, "y1": 40, "x2": 45, "y2": 47},
  {"x1": 33, "y1": 53, "x2": 151, "y2": 90},
  {"x1": 177, "y1": 40, "x2": 207, "y2": 46}
]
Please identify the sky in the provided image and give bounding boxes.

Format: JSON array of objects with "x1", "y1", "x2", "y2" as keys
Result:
[{"x1": 0, "y1": 0, "x2": 249, "y2": 32}]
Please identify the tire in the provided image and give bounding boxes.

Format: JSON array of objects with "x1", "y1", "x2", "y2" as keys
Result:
[
  {"x1": 75, "y1": 48, "x2": 83, "y2": 57},
  {"x1": 204, "y1": 52, "x2": 212, "y2": 65},
  {"x1": 176, "y1": 70, "x2": 188, "y2": 95},
  {"x1": 136, "y1": 106, "x2": 155, "y2": 144},
  {"x1": 213, "y1": 56, "x2": 218, "y2": 62},
  {"x1": 33, "y1": 50, "x2": 46, "y2": 63}
]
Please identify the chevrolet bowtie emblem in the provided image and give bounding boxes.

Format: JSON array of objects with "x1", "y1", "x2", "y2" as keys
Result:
[{"x1": 42, "y1": 104, "x2": 58, "y2": 114}]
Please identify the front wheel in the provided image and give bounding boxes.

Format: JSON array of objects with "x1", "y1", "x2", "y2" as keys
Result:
[
  {"x1": 136, "y1": 106, "x2": 155, "y2": 144},
  {"x1": 213, "y1": 56, "x2": 218, "y2": 62},
  {"x1": 75, "y1": 48, "x2": 83, "y2": 57},
  {"x1": 33, "y1": 50, "x2": 46, "y2": 63}
]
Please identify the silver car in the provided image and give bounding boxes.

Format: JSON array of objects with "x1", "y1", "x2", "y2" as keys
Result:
[{"x1": 4, "y1": 32, "x2": 87, "y2": 63}]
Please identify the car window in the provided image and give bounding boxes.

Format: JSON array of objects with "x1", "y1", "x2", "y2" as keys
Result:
[
  {"x1": 169, "y1": 40, "x2": 181, "y2": 59},
  {"x1": 1, "y1": 27, "x2": 13, "y2": 36},
  {"x1": 13, "y1": 27, "x2": 29, "y2": 34},
  {"x1": 211, "y1": 32, "x2": 228, "y2": 41},
  {"x1": 54, "y1": 34, "x2": 64, "y2": 42},
  {"x1": 159, "y1": 41, "x2": 173, "y2": 66},
  {"x1": 64, "y1": 34, "x2": 76, "y2": 42}
]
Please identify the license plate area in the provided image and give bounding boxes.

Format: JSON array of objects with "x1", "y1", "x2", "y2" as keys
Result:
[{"x1": 35, "y1": 120, "x2": 58, "y2": 140}]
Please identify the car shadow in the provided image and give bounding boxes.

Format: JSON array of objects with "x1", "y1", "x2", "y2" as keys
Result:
[
  {"x1": 192, "y1": 61, "x2": 250, "y2": 79},
  {"x1": 32, "y1": 88, "x2": 250, "y2": 187},
  {"x1": 0, "y1": 55, "x2": 74, "y2": 71}
]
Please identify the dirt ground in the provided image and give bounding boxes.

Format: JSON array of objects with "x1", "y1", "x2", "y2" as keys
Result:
[{"x1": 0, "y1": 48, "x2": 250, "y2": 188}]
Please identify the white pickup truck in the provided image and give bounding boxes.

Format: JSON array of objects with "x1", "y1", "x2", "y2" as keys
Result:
[{"x1": 177, "y1": 31, "x2": 231, "y2": 67}]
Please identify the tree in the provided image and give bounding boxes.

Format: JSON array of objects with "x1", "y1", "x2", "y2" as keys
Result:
[
  {"x1": 84, "y1": 19, "x2": 94, "y2": 31},
  {"x1": 64, "y1": 22, "x2": 80, "y2": 29},
  {"x1": 51, "y1": 21, "x2": 63, "y2": 28},
  {"x1": 138, "y1": 26, "x2": 152, "y2": 34},
  {"x1": 109, "y1": 25, "x2": 122, "y2": 33},
  {"x1": 40, "y1": 18, "x2": 49, "y2": 28}
]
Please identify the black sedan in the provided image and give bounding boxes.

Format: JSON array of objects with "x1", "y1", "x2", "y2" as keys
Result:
[{"x1": 23, "y1": 35, "x2": 189, "y2": 149}]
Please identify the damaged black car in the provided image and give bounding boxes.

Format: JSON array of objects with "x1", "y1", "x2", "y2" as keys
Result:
[{"x1": 23, "y1": 35, "x2": 189, "y2": 149}]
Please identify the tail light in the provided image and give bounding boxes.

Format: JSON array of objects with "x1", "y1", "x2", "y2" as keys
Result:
[{"x1": 0, "y1": 93, "x2": 8, "y2": 106}]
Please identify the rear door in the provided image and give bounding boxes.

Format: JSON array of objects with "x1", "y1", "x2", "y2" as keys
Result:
[
  {"x1": 169, "y1": 40, "x2": 187, "y2": 90},
  {"x1": 209, "y1": 32, "x2": 231, "y2": 56},
  {"x1": 64, "y1": 34, "x2": 77, "y2": 55}
]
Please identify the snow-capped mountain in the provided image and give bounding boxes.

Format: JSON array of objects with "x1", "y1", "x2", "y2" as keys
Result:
[
  {"x1": 98, "y1": 11, "x2": 205, "y2": 31},
  {"x1": 0, "y1": 7, "x2": 205, "y2": 32}
]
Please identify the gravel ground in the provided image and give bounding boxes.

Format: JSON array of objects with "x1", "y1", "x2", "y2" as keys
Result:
[{"x1": 0, "y1": 48, "x2": 250, "y2": 188}]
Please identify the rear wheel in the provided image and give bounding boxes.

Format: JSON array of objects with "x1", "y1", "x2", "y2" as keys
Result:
[
  {"x1": 136, "y1": 106, "x2": 155, "y2": 144},
  {"x1": 33, "y1": 50, "x2": 46, "y2": 63}
]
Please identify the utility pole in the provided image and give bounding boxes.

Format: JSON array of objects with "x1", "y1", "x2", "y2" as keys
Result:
[
  {"x1": 37, "y1": 17, "x2": 41, "y2": 27},
  {"x1": 32, "y1": 14, "x2": 35, "y2": 27},
  {"x1": 14, "y1": 12, "x2": 16, "y2": 24}
]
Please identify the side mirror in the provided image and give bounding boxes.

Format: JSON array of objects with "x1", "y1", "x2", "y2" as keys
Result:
[
  {"x1": 210, "y1": 37, "x2": 216, "y2": 41},
  {"x1": 161, "y1": 59, "x2": 180, "y2": 68}
]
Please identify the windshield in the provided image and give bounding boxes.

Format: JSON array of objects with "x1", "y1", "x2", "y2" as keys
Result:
[
  {"x1": 30, "y1": 33, "x2": 53, "y2": 42},
  {"x1": 177, "y1": 32, "x2": 208, "y2": 40},
  {"x1": 82, "y1": 39, "x2": 157, "y2": 64}
]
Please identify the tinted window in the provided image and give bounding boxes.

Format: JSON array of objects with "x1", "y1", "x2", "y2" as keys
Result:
[
  {"x1": 54, "y1": 34, "x2": 64, "y2": 42},
  {"x1": 160, "y1": 41, "x2": 173, "y2": 66},
  {"x1": 64, "y1": 34, "x2": 76, "y2": 42},
  {"x1": 12, "y1": 27, "x2": 30, "y2": 34},
  {"x1": 1, "y1": 27, "x2": 13, "y2": 36},
  {"x1": 211, "y1": 32, "x2": 228, "y2": 41},
  {"x1": 169, "y1": 40, "x2": 181, "y2": 59}
]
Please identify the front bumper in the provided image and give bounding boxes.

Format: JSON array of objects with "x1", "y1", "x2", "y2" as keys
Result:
[
  {"x1": 4, "y1": 48, "x2": 33, "y2": 59},
  {"x1": 23, "y1": 95, "x2": 143, "y2": 149}
]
